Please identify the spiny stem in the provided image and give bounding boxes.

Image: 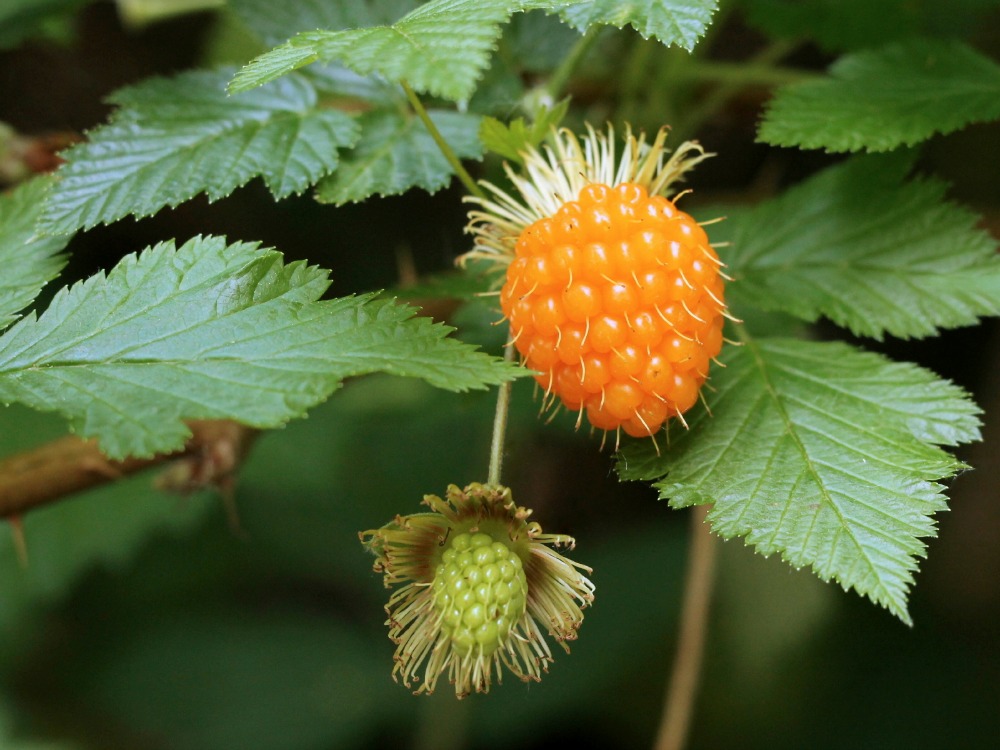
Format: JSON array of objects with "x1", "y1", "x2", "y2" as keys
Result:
[
  {"x1": 487, "y1": 343, "x2": 517, "y2": 485},
  {"x1": 401, "y1": 81, "x2": 486, "y2": 201},
  {"x1": 653, "y1": 503, "x2": 717, "y2": 750},
  {"x1": 546, "y1": 25, "x2": 601, "y2": 99}
]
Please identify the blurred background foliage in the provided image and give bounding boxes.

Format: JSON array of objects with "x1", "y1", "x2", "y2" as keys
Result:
[{"x1": 2, "y1": 1, "x2": 1000, "y2": 748}]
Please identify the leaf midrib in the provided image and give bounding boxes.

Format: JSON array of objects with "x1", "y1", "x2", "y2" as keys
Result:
[{"x1": 741, "y1": 333, "x2": 883, "y2": 592}]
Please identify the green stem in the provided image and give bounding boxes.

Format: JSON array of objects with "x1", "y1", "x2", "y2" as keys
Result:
[
  {"x1": 546, "y1": 25, "x2": 601, "y2": 100},
  {"x1": 675, "y1": 58, "x2": 818, "y2": 87},
  {"x1": 401, "y1": 81, "x2": 486, "y2": 201},
  {"x1": 487, "y1": 343, "x2": 517, "y2": 486},
  {"x1": 653, "y1": 503, "x2": 717, "y2": 750}
]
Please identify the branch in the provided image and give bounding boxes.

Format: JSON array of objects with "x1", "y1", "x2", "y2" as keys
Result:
[{"x1": 0, "y1": 420, "x2": 259, "y2": 519}]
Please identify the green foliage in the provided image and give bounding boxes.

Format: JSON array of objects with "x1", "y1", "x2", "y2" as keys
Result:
[
  {"x1": 40, "y1": 68, "x2": 359, "y2": 233},
  {"x1": 3, "y1": 0, "x2": 1000, "y2": 743},
  {"x1": 316, "y1": 109, "x2": 482, "y2": 204},
  {"x1": 556, "y1": 0, "x2": 719, "y2": 49},
  {"x1": 505, "y1": 10, "x2": 583, "y2": 72},
  {"x1": 478, "y1": 99, "x2": 570, "y2": 162},
  {"x1": 722, "y1": 153, "x2": 1000, "y2": 339},
  {"x1": 228, "y1": 0, "x2": 543, "y2": 100},
  {"x1": 0, "y1": 236, "x2": 520, "y2": 459},
  {"x1": 0, "y1": 178, "x2": 69, "y2": 329},
  {"x1": 230, "y1": 0, "x2": 420, "y2": 46},
  {"x1": 618, "y1": 338, "x2": 980, "y2": 623},
  {"x1": 758, "y1": 39, "x2": 1000, "y2": 152},
  {"x1": 228, "y1": 0, "x2": 718, "y2": 99}
]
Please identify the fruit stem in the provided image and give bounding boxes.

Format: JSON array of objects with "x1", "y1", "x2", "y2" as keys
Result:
[
  {"x1": 546, "y1": 25, "x2": 601, "y2": 100},
  {"x1": 487, "y1": 343, "x2": 517, "y2": 486},
  {"x1": 653, "y1": 503, "x2": 717, "y2": 750},
  {"x1": 401, "y1": 81, "x2": 486, "y2": 201}
]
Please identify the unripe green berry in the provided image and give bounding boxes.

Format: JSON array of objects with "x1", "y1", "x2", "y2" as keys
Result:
[{"x1": 432, "y1": 531, "x2": 527, "y2": 656}]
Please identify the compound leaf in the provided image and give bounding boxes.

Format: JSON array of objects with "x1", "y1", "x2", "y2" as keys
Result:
[
  {"x1": 0, "y1": 178, "x2": 70, "y2": 330},
  {"x1": 315, "y1": 109, "x2": 482, "y2": 204},
  {"x1": 723, "y1": 153, "x2": 1000, "y2": 340},
  {"x1": 228, "y1": 0, "x2": 720, "y2": 98},
  {"x1": 759, "y1": 39, "x2": 1000, "y2": 152},
  {"x1": 0, "y1": 236, "x2": 521, "y2": 459},
  {"x1": 41, "y1": 68, "x2": 359, "y2": 233},
  {"x1": 617, "y1": 337, "x2": 981, "y2": 623}
]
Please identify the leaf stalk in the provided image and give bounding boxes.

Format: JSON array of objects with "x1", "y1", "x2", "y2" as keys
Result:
[
  {"x1": 487, "y1": 342, "x2": 517, "y2": 485},
  {"x1": 401, "y1": 81, "x2": 486, "y2": 201}
]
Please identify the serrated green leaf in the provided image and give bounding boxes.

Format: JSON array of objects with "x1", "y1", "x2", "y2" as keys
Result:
[
  {"x1": 479, "y1": 99, "x2": 569, "y2": 162},
  {"x1": 315, "y1": 109, "x2": 482, "y2": 204},
  {"x1": 228, "y1": 0, "x2": 414, "y2": 105},
  {"x1": 479, "y1": 118, "x2": 528, "y2": 162},
  {"x1": 305, "y1": 63, "x2": 406, "y2": 105},
  {"x1": 0, "y1": 178, "x2": 70, "y2": 330},
  {"x1": 228, "y1": 0, "x2": 558, "y2": 100},
  {"x1": 724, "y1": 153, "x2": 1000, "y2": 340},
  {"x1": 758, "y1": 39, "x2": 1000, "y2": 152},
  {"x1": 227, "y1": 0, "x2": 721, "y2": 99},
  {"x1": 230, "y1": 0, "x2": 419, "y2": 46},
  {"x1": 617, "y1": 337, "x2": 981, "y2": 623},
  {"x1": 40, "y1": 68, "x2": 360, "y2": 233},
  {"x1": 0, "y1": 236, "x2": 522, "y2": 459},
  {"x1": 554, "y1": 0, "x2": 718, "y2": 49}
]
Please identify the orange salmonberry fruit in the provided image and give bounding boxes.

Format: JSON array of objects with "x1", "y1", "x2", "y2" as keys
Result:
[{"x1": 465, "y1": 125, "x2": 731, "y2": 440}]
